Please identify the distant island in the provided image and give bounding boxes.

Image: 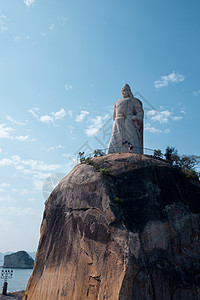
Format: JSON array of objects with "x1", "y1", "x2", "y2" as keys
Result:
[{"x1": 3, "y1": 250, "x2": 34, "y2": 269}]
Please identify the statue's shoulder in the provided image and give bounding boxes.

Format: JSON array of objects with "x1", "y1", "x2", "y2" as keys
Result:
[
  {"x1": 132, "y1": 97, "x2": 143, "y2": 107},
  {"x1": 115, "y1": 98, "x2": 124, "y2": 105}
]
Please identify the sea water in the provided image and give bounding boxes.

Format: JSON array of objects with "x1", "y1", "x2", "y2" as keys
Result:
[{"x1": 0, "y1": 267, "x2": 32, "y2": 292}]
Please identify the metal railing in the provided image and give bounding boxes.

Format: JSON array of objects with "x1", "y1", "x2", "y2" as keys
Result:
[{"x1": 77, "y1": 146, "x2": 161, "y2": 163}]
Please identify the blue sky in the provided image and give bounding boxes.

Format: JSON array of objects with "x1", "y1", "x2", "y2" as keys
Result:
[{"x1": 0, "y1": 0, "x2": 200, "y2": 252}]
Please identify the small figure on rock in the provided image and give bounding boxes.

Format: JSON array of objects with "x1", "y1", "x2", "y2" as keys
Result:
[{"x1": 128, "y1": 143, "x2": 134, "y2": 153}]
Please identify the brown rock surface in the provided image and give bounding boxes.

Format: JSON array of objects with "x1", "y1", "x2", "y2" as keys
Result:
[{"x1": 24, "y1": 153, "x2": 200, "y2": 300}]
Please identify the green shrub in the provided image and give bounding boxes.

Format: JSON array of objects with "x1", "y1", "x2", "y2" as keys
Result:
[
  {"x1": 114, "y1": 197, "x2": 123, "y2": 203},
  {"x1": 83, "y1": 157, "x2": 100, "y2": 171},
  {"x1": 153, "y1": 149, "x2": 163, "y2": 158},
  {"x1": 184, "y1": 169, "x2": 199, "y2": 181},
  {"x1": 99, "y1": 168, "x2": 112, "y2": 176},
  {"x1": 93, "y1": 149, "x2": 105, "y2": 157}
]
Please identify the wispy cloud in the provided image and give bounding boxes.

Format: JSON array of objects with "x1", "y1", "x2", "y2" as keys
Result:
[
  {"x1": 193, "y1": 89, "x2": 200, "y2": 96},
  {"x1": 15, "y1": 135, "x2": 29, "y2": 141},
  {"x1": 145, "y1": 123, "x2": 170, "y2": 134},
  {"x1": 29, "y1": 107, "x2": 40, "y2": 118},
  {"x1": 47, "y1": 145, "x2": 63, "y2": 152},
  {"x1": 52, "y1": 108, "x2": 66, "y2": 120},
  {"x1": 0, "y1": 158, "x2": 13, "y2": 166},
  {"x1": 49, "y1": 24, "x2": 54, "y2": 30},
  {"x1": 0, "y1": 124, "x2": 14, "y2": 139},
  {"x1": 68, "y1": 110, "x2": 73, "y2": 118},
  {"x1": 146, "y1": 109, "x2": 184, "y2": 124},
  {"x1": 12, "y1": 188, "x2": 29, "y2": 196},
  {"x1": 29, "y1": 107, "x2": 66, "y2": 124},
  {"x1": 39, "y1": 115, "x2": 54, "y2": 123},
  {"x1": 6, "y1": 115, "x2": 26, "y2": 126},
  {"x1": 171, "y1": 116, "x2": 183, "y2": 121},
  {"x1": 147, "y1": 110, "x2": 171, "y2": 124},
  {"x1": 0, "y1": 183, "x2": 10, "y2": 192},
  {"x1": 14, "y1": 35, "x2": 30, "y2": 42},
  {"x1": 58, "y1": 16, "x2": 68, "y2": 25},
  {"x1": 86, "y1": 114, "x2": 110, "y2": 136},
  {"x1": 181, "y1": 109, "x2": 186, "y2": 115},
  {"x1": 154, "y1": 71, "x2": 185, "y2": 88},
  {"x1": 0, "y1": 15, "x2": 8, "y2": 32},
  {"x1": 0, "y1": 206, "x2": 41, "y2": 217},
  {"x1": 24, "y1": 0, "x2": 35, "y2": 7},
  {"x1": 65, "y1": 84, "x2": 72, "y2": 91},
  {"x1": 75, "y1": 111, "x2": 90, "y2": 122}
]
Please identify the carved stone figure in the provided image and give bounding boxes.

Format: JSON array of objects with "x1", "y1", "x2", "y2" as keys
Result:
[{"x1": 107, "y1": 84, "x2": 144, "y2": 154}]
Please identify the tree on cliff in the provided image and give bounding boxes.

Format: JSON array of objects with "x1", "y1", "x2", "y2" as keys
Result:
[{"x1": 164, "y1": 146, "x2": 200, "y2": 181}]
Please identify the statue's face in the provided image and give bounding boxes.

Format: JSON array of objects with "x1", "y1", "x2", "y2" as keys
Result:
[{"x1": 122, "y1": 89, "x2": 129, "y2": 98}]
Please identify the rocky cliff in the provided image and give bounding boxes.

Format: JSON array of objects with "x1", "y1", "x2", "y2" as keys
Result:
[
  {"x1": 4, "y1": 251, "x2": 34, "y2": 269},
  {"x1": 24, "y1": 153, "x2": 200, "y2": 300}
]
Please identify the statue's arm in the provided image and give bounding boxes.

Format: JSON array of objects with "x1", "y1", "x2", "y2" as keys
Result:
[
  {"x1": 132, "y1": 102, "x2": 144, "y2": 125},
  {"x1": 113, "y1": 104, "x2": 116, "y2": 120}
]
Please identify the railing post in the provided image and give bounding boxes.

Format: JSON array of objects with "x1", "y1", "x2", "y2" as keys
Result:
[{"x1": 2, "y1": 281, "x2": 7, "y2": 295}]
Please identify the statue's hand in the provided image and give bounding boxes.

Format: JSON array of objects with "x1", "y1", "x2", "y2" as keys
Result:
[
  {"x1": 132, "y1": 115, "x2": 137, "y2": 121},
  {"x1": 132, "y1": 116, "x2": 141, "y2": 129}
]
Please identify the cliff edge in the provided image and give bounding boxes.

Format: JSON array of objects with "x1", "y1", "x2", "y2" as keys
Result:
[{"x1": 24, "y1": 153, "x2": 200, "y2": 300}]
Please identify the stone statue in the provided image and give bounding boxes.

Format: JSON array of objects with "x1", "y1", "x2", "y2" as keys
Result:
[{"x1": 107, "y1": 84, "x2": 144, "y2": 154}]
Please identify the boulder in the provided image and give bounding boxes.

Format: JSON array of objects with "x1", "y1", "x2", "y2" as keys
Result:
[
  {"x1": 24, "y1": 153, "x2": 200, "y2": 300},
  {"x1": 4, "y1": 251, "x2": 34, "y2": 269}
]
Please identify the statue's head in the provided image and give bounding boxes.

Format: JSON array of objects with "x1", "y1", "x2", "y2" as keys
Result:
[{"x1": 121, "y1": 84, "x2": 133, "y2": 99}]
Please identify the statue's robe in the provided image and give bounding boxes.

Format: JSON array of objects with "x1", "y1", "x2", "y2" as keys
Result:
[{"x1": 107, "y1": 97, "x2": 144, "y2": 154}]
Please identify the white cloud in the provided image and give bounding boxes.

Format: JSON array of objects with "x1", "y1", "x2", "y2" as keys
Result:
[
  {"x1": 24, "y1": 0, "x2": 35, "y2": 7},
  {"x1": 11, "y1": 155, "x2": 61, "y2": 172},
  {"x1": 15, "y1": 135, "x2": 29, "y2": 141},
  {"x1": 68, "y1": 110, "x2": 73, "y2": 118},
  {"x1": 193, "y1": 89, "x2": 200, "y2": 96},
  {"x1": 52, "y1": 108, "x2": 66, "y2": 120},
  {"x1": 0, "y1": 15, "x2": 8, "y2": 32},
  {"x1": 6, "y1": 115, "x2": 26, "y2": 126},
  {"x1": 0, "y1": 183, "x2": 10, "y2": 188},
  {"x1": 49, "y1": 24, "x2": 54, "y2": 30},
  {"x1": 154, "y1": 71, "x2": 185, "y2": 88},
  {"x1": 76, "y1": 111, "x2": 90, "y2": 122},
  {"x1": 14, "y1": 35, "x2": 30, "y2": 42},
  {"x1": 47, "y1": 145, "x2": 63, "y2": 152},
  {"x1": 65, "y1": 84, "x2": 72, "y2": 91},
  {"x1": 0, "y1": 206, "x2": 40, "y2": 217},
  {"x1": 0, "y1": 124, "x2": 14, "y2": 139},
  {"x1": 29, "y1": 107, "x2": 66, "y2": 123},
  {"x1": 86, "y1": 114, "x2": 110, "y2": 136},
  {"x1": 0, "y1": 148, "x2": 2, "y2": 153},
  {"x1": 145, "y1": 123, "x2": 170, "y2": 134},
  {"x1": 0, "y1": 183, "x2": 10, "y2": 192},
  {"x1": 12, "y1": 189, "x2": 29, "y2": 196},
  {"x1": 171, "y1": 116, "x2": 183, "y2": 121},
  {"x1": 39, "y1": 115, "x2": 54, "y2": 123},
  {"x1": 145, "y1": 123, "x2": 162, "y2": 134},
  {"x1": 0, "y1": 158, "x2": 13, "y2": 166},
  {"x1": 147, "y1": 110, "x2": 171, "y2": 124},
  {"x1": 29, "y1": 107, "x2": 40, "y2": 119},
  {"x1": 0, "y1": 196, "x2": 13, "y2": 203},
  {"x1": 181, "y1": 109, "x2": 186, "y2": 115}
]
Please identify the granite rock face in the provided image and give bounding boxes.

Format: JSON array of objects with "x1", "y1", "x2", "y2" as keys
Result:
[
  {"x1": 24, "y1": 153, "x2": 200, "y2": 300},
  {"x1": 4, "y1": 251, "x2": 34, "y2": 269}
]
